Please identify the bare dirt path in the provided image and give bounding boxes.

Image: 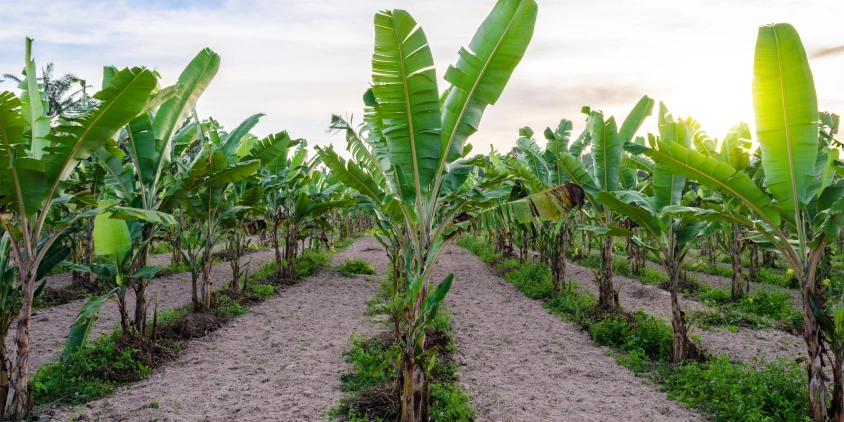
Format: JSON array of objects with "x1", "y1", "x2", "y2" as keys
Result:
[
  {"x1": 434, "y1": 244, "x2": 702, "y2": 422},
  {"x1": 50, "y1": 237, "x2": 386, "y2": 422},
  {"x1": 8, "y1": 249, "x2": 277, "y2": 372}
]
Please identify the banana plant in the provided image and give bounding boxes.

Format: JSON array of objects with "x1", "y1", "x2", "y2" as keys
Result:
[
  {"x1": 623, "y1": 23, "x2": 844, "y2": 421},
  {"x1": 181, "y1": 114, "x2": 289, "y2": 309},
  {"x1": 64, "y1": 201, "x2": 170, "y2": 354},
  {"x1": 0, "y1": 38, "x2": 160, "y2": 417},
  {"x1": 319, "y1": 1, "x2": 536, "y2": 420},
  {"x1": 93, "y1": 48, "x2": 220, "y2": 335},
  {"x1": 556, "y1": 96, "x2": 654, "y2": 309}
]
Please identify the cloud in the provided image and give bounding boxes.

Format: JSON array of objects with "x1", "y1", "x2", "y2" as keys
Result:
[{"x1": 811, "y1": 45, "x2": 844, "y2": 59}]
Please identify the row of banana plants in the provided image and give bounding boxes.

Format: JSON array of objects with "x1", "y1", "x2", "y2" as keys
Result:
[
  {"x1": 319, "y1": 1, "x2": 539, "y2": 420},
  {"x1": 0, "y1": 40, "x2": 370, "y2": 419},
  {"x1": 466, "y1": 23, "x2": 844, "y2": 422}
]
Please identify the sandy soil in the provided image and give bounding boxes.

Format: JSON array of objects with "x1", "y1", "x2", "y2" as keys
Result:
[
  {"x1": 432, "y1": 245, "x2": 702, "y2": 422},
  {"x1": 8, "y1": 249, "x2": 277, "y2": 372},
  {"x1": 48, "y1": 237, "x2": 385, "y2": 422}
]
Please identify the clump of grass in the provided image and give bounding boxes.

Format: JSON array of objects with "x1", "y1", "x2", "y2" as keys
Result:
[
  {"x1": 456, "y1": 235, "x2": 500, "y2": 263},
  {"x1": 335, "y1": 237, "x2": 356, "y2": 250},
  {"x1": 689, "y1": 288, "x2": 801, "y2": 331},
  {"x1": 295, "y1": 250, "x2": 332, "y2": 279},
  {"x1": 339, "y1": 259, "x2": 376, "y2": 278},
  {"x1": 215, "y1": 294, "x2": 249, "y2": 319},
  {"x1": 504, "y1": 261, "x2": 553, "y2": 299},
  {"x1": 247, "y1": 283, "x2": 274, "y2": 298},
  {"x1": 591, "y1": 312, "x2": 673, "y2": 362},
  {"x1": 149, "y1": 241, "x2": 173, "y2": 255},
  {"x1": 658, "y1": 355, "x2": 809, "y2": 422},
  {"x1": 32, "y1": 332, "x2": 153, "y2": 406}
]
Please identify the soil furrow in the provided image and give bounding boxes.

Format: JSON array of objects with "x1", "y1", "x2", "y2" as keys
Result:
[{"x1": 435, "y1": 245, "x2": 702, "y2": 421}]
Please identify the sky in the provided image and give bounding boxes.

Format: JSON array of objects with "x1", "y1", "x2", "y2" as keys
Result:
[{"x1": 1, "y1": 0, "x2": 843, "y2": 157}]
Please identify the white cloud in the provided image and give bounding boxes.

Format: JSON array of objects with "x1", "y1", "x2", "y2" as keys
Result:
[{"x1": 2, "y1": 0, "x2": 842, "y2": 156}]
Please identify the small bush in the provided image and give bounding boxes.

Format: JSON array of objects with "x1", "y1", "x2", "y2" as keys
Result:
[
  {"x1": 339, "y1": 259, "x2": 376, "y2": 277},
  {"x1": 32, "y1": 333, "x2": 151, "y2": 406},
  {"x1": 248, "y1": 283, "x2": 274, "y2": 298},
  {"x1": 697, "y1": 286, "x2": 732, "y2": 304},
  {"x1": 504, "y1": 262, "x2": 553, "y2": 299},
  {"x1": 660, "y1": 355, "x2": 809, "y2": 422},
  {"x1": 215, "y1": 294, "x2": 249, "y2": 319},
  {"x1": 428, "y1": 382, "x2": 475, "y2": 422},
  {"x1": 295, "y1": 250, "x2": 331, "y2": 279},
  {"x1": 544, "y1": 286, "x2": 597, "y2": 325},
  {"x1": 149, "y1": 242, "x2": 172, "y2": 255},
  {"x1": 456, "y1": 235, "x2": 500, "y2": 263},
  {"x1": 335, "y1": 237, "x2": 355, "y2": 250},
  {"x1": 590, "y1": 312, "x2": 672, "y2": 362},
  {"x1": 737, "y1": 289, "x2": 798, "y2": 321}
]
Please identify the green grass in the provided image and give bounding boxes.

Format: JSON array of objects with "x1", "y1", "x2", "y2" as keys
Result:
[
  {"x1": 335, "y1": 237, "x2": 356, "y2": 250},
  {"x1": 690, "y1": 288, "x2": 802, "y2": 331},
  {"x1": 247, "y1": 283, "x2": 274, "y2": 298},
  {"x1": 338, "y1": 259, "x2": 376, "y2": 278},
  {"x1": 31, "y1": 307, "x2": 191, "y2": 407},
  {"x1": 504, "y1": 262, "x2": 553, "y2": 299},
  {"x1": 32, "y1": 331, "x2": 152, "y2": 406},
  {"x1": 294, "y1": 250, "x2": 332, "y2": 279},
  {"x1": 149, "y1": 241, "x2": 173, "y2": 255},
  {"x1": 658, "y1": 355, "x2": 810, "y2": 422},
  {"x1": 456, "y1": 235, "x2": 500, "y2": 263},
  {"x1": 215, "y1": 293, "x2": 250, "y2": 319}
]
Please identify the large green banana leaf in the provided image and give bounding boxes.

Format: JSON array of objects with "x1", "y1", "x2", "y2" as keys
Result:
[
  {"x1": 625, "y1": 141, "x2": 781, "y2": 227},
  {"x1": 93, "y1": 207, "x2": 132, "y2": 270},
  {"x1": 372, "y1": 9, "x2": 441, "y2": 197},
  {"x1": 440, "y1": 0, "x2": 537, "y2": 165},
  {"x1": 244, "y1": 131, "x2": 295, "y2": 166},
  {"x1": 152, "y1": 48, "x2": 220, "y2": 158},
  {"x1": 752, "y1": 23, "x2": 818, "y2": 211},
  {"x1": 653, "y1": 104, "x2": 691, "y2": 211},
  {"x1": 316, "y1": 146, "x2": 386, "y2": 205},
  {"x1": 589, "y1": 111, "x2": 621, "y2": 192},
  {"x1": 45, "y1": 66, "x2": 158, "y2": 204},
  {"x1": 21, "y1": 38, "x2": 51, "y2": 160},
  {"x1": 618, "y1": 95, "x2": 654, "y2": 143}
]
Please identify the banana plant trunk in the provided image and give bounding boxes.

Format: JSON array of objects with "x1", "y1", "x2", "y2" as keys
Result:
[
  {"x1": 597, "y1": 236, "x2": 617, "y2": 309},
  {"x1": 802, "y1": 249, "x2": 829, "y2": 421},
  {"x1": 729, "y1": 224, "x2": 745, "y2": 300},
  {"x1": 400, "y1": 276, "x2": 429, "y2": 422},
  {"x1": 833, "y1": 350, "x2": 844, "y2": 422},
  {"x1": 229, "y1": 234, "x2": 243, "y2": 291},
  {"x1": 133, "y1": 239, "x2": 152, "y2": 336},
  {"x1": 272, "y1": 213, "x2": 283, "y2": 278},
  {"x1": 0, "y1": 303, "x2": 15, "y2": 416},
  {"x1": 549, "y1": 226, "x2": 568, "y2": 294},
  {"x1": 400, "y1": 356, "x2": 427, "y2": 422},
  {"x1": 706, "y1": 235, "x2": 716, "y2": 267},
  {"x1": 5, "y1": 269, "x2": 36, "y2": 419},
  {"x1": 668, "y1": 262, "x2": 689, "y2": 363},
  {"x1": 747, "y1": 242, "x2": 758, "y2": 283}
]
